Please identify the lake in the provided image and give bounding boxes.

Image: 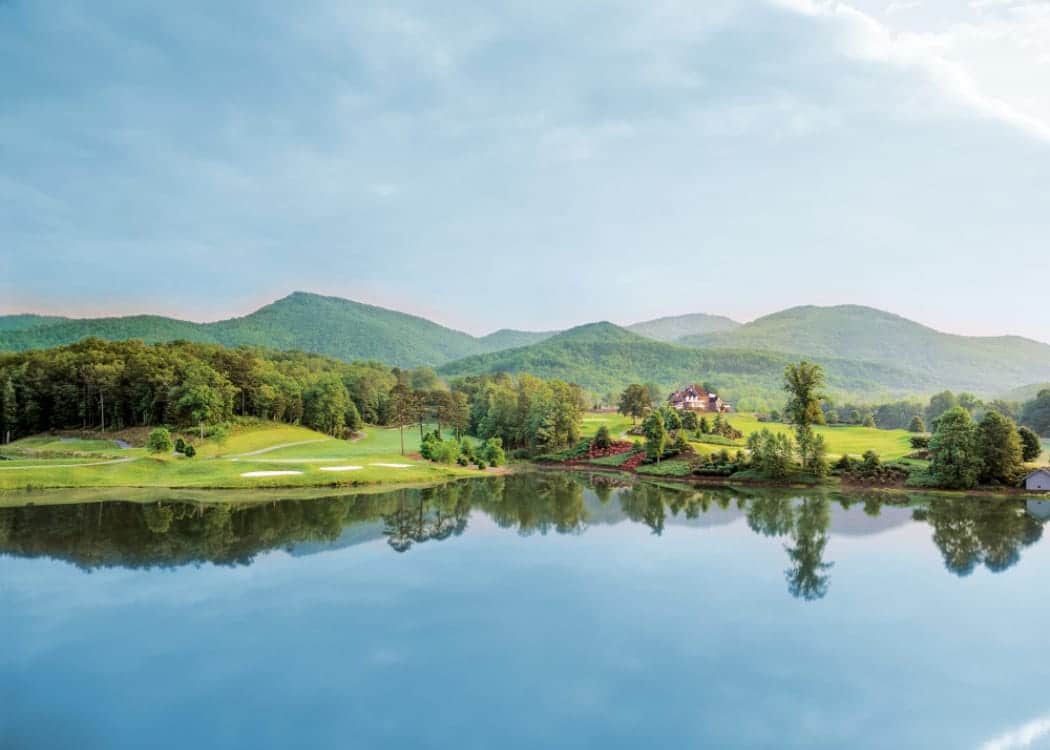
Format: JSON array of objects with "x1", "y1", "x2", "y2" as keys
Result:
[{"x1": 3, "y1": 472, "x2": 1049, "y2": 749}]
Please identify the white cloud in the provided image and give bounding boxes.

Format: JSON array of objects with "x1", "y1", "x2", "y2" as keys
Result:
[
  {"x1": 981, "y1": 711, "x2": 1050, "y2": 750},
  {"x1": 770, "y1": 0, "x2": 1050, "y2": 142}
]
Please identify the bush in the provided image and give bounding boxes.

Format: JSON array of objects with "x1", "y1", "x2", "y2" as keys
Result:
[
  {"x1": 910, "y1": 435, "x2": 930, "y2": 450},
  {"x1": 182, "y1": 444, "x2": 196, "y2": 458},
  {"x1": 592, "y1": 425, "x2": 612, "y2": 450},
  {"x1": 174, "y1": 437, "x2": 187, "y2": 454},
  {"x1": 481, "y1": 437, "x2": 505, "y2": 467},
  {"x1": 147, "y1": 428, "x2": 173, "y2": 455}
]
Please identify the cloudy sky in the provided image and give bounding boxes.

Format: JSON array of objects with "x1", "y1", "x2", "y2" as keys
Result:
[{"x1": 2, "y1": 0, "x2": 1048, "y2": 339}]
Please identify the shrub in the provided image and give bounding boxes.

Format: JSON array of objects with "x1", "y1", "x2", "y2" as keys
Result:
[
  {"x1": 482, "y1": 437, "x2": 505, "y2": 467},
  {"x1": 174, "y1": 437, "x2": 187, "y2": 454},
  {"x1": 182, "y1": 444, "x2": 196, "y2": 458},
  {"x1": 147, "y1": 428, "x2": 173, "y2": 455},
  {"x1": 592, "y1": 424, "x2": 612, "y2": 450}
]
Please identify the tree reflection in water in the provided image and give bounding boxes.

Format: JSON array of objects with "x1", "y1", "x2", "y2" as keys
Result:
[{"x1": 0, "y1": 473, "x2": 1045, "y2": 601}]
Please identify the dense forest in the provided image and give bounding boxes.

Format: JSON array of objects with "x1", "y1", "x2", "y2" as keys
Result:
[
  {"x1": 0, "y1": 338, "x2": 435, "y2": 441},
  {"x1": 0, "y1": 338, "x2": 590, "y2": 457}
]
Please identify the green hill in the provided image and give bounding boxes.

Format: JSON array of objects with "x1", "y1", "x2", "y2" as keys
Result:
[
  {"x1": 477, "y1": 329, "x2": 558, "y2": 352},
  {"x1": 626, "y1": 313, "x2": 741, "y2": 342},
  {"x1": 438, "y1": 322, "x2": 931, "y2": 409},
  {"x1": 0, "y1": 293, "x2": 485, "y2": 368},
  {"x1": 0, "y1": 314, "x2": 69, "y2": 332},
  {"x1": 680, "y1": 305, "x2": 1050, "y2": 395},
  {"x1": 998, "y1": 383, "x2": 1050, "y2": 403}
]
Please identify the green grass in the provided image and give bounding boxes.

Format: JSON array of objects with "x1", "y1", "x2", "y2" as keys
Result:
[
  {"x1": 636, "y1": 460, "x2": 693, "y2": 477},
  {"x1": 589, "y1": 450, "x2": 641, "y2": 467},
  {"x1": 579, "y1": 412, "x2": 636, "y2": 440},
  {"x1": 724, "y1": 414, "x2": 914, "y2": 461},
  {"x1": 0, "y1": 421, "x2": 489, "y2": 492}
]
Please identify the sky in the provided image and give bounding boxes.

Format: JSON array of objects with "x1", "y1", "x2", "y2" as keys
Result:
[{"x1": 1, "y1": 0, "x2": 1048, "y2": 340}]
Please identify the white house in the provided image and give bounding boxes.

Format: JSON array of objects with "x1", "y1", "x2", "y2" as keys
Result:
[{"x1": 1024, "y1": 469, "x2": 1050, "y2": 492}]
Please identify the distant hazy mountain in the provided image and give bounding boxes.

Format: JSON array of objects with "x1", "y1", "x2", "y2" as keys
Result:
[
  {"x1": 625, "y1": 313, "x2": 741, "y2": 342},
  {"x1": 679, "y1": 305, "x2": 1050, "y2": 395},
  {"x1": 998, "y1": 383, "x2": 1050, "y2": 403},
  {"x1": 438, "y1": 321, "x2": 929, "y2": 405},
  {"x1": 477, "y1": 328, "x2": 558, "y2": 352}
]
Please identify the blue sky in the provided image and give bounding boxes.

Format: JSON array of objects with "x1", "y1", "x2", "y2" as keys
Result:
[{"x1": 2, "y1": 0, "x2": 1048, "y2": 340}]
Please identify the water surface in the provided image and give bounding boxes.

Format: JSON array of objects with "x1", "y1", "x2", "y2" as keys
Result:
[{"x1": 4, "y1": 473, "x2": 1050, "y2": 749}]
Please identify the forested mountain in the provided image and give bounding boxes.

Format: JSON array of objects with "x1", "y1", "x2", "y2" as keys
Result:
[
  {"x1": 477, "y1": 329, "x2": 557, "y2": 351},
  {"x1": 625, "y1": 313, "x2": 741, "y2": 342},
  {"x1": 0, "y1": 293, "x2": 485, "y2": 368},
  {"x1": 679, "y1": 305, "x2": 1050, "y2": 394},
  {"x1": 0, "y1": 314, "x2": 69, "y2": 332},
  {"x1": 999, "y1": 383, "x2": 1050, "y2": 403},
  {"x1": 438, "y1": 322, "x2": 930, "y2": 410}
]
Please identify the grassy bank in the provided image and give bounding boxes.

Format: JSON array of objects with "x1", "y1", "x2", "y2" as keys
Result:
[{"x1": 0, "y1": 422, "x2": 489, "y2": 492}]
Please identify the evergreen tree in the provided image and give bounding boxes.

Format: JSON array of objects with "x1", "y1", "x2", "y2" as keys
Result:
[{"x1": 908, "y1": 415, "x2": 926, "y2": 433}]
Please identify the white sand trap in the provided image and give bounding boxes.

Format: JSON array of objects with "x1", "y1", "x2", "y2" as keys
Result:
[
  {"x1": 319, "y1": 465, "x2": 364, "y2": 472},
  {"x1": 371, "y1": 463, "x2": 412, "y2": 469},
  {"x1": 240, "y1": 470, "x2": 303, "y2": 478}
]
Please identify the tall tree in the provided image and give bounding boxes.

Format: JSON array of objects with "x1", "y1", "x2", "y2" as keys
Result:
[
  {"x1": 783, "y1": 361, "x2": 826, "y2": 473},
  {"x1": 929, "y1": 407, "x2": 982, "y2": 489},
  {"x1": 1, "y1": 378, "x2": 16, "y2": 444},
  {"x1": 1018, "y1": 426, "x2": 1042, "y2": 463},
  {"x1": 976, "y1": 411, "x2": 1024, "y2": 485},
  {"x1": 617, "y1": 384, "x2": 652, "y2": 426},
  {"x1": 389, "y1": 383, "x2": 411, "y2": 456}
]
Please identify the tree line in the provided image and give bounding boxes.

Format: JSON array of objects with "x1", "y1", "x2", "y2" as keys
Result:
[{"x1": 0, "y1": 338, "x2": 448, "y2": 442}]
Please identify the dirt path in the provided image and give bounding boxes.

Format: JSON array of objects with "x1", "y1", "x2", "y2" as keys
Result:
[
  {"x1": 0, "y1": 457, "x2": 139, "y2": 471},
  {"x1": 228, "y1": 439, "x2": 331, "y2": 459}
]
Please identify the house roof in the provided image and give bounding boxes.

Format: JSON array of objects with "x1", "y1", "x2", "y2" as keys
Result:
[{"x1": 1025, "y1": 468, "x2": 1050, "y2": 480}]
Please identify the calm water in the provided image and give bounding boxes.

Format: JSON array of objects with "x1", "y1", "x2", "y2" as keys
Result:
[{"x1": 3, "y1": 472, "x2": 1050, "y2": 749}]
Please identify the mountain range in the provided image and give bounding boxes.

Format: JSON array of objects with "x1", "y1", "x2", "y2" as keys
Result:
[{"x1": 4, "y1": 292, "x2": 1050, "y2": 404}]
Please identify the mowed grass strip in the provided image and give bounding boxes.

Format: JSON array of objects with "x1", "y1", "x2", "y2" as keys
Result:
[{"x1": 0, "y1": 421, "x2": 488, "y2": 490}]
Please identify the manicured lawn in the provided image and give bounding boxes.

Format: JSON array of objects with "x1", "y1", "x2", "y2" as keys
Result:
[
  {"x1": 0, "y1": 421, "x2": 488, "y2": 491},
  {"x1": 716, "y1": 413, "x2": 914, "y2": 461},
  {"x1": 579, "y1": 412, "x2": 636, "y2": 440}
]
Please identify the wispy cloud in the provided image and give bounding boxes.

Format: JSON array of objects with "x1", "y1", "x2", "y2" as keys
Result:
[{"x1": 981, "y1": 711, "x2": 1050, "y2": 750}]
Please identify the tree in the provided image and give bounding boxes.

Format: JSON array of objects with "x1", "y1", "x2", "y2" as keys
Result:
[
  {"x1": 482, "y1": 437, "x2": 505, "y2": 467},
  {"x1": 976, "y1": 411, "x2": 1024, "y2": 485},
  {"x1": 747, "y1": 429, "x2": 794, "y2": 479},
  {"x1": 1, "y1": 378, "x2": 15, "y2": 444},
  {"x1": 929, "y1": 407, "x2": 982, "y2": 489},
  {"x1": 1018, "y1": 426, "x2": 1042, "y2": 463},
  {"x1": 680, "y1": 411, "x2": 698, "y2": 432},
  {"x1": 593, "y1": 424, "x2": 612, "y2": 450},
  {"x1": 698, "y1": 416, "x2": 711, "y2": 434},
  {"x1": 862, "y1": 413, "x2": 877, "y2": 429},
  {"x1": 908, "y1": 415, "x2": 926, "y2": 433},
  {"x1": 303, "y1": 374, "x2": 352, "y2": 436},
  {"x1": 1021, "y1": 390, "x2": 1050, "y2": 437},
  {"x1": 926, "y1": 391, "x2": 959, "y2": 426},
  {"x1": 147, "y1": 427, "x2": 173, "y2": 454},
  {"x1": 389, "y1": 383, "x2": 411, "y2": 456},
  {"x1": 169, "y1": 362, "x2": 236, "y2": 439},
  {"x1": 783, "y1": 361, "x2": 826, "y2": 473},
  {"x1": 617, "y1": 384, "x2": 652, "y2": 425},
  {"x1": 642, "y1": 410, "x2": 666, "y2": 463}
]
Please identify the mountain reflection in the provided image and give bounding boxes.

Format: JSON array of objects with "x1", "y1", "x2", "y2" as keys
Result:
[{"x1": 1, "y1": 473, "x2": 1045, "y2": 600}]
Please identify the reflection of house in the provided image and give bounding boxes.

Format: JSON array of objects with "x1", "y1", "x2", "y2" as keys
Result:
[
  {"x1": 1027, "y1": 499, "x2": 1050, "y2": 521},
  {"x1": 668, "y1": 384, "x2": 731, "y2": 413},
  {"x1": 1025, "y1": 469, "x2": 1050, "y2": 492}
]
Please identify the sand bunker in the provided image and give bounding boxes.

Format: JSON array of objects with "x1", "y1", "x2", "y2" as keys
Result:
[
  {"x1": 319, "y1": 465, "x2": 364, "y2": 472},
  {"x1": 240, "y1": 470, "x2": 303, "y2": 478},
  {"x1": 370, "y1": 463, "x2": 412, "y2": 468}
]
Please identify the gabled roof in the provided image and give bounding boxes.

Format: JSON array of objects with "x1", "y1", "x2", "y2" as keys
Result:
[{"x1": 1026, "y1": 468, "x2": 1050, "y2": 479}]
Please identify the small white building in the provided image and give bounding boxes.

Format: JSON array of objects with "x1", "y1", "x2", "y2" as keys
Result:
[{"x1": 1024, "y1": 469, "x2": 1050, "y2": 492}]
